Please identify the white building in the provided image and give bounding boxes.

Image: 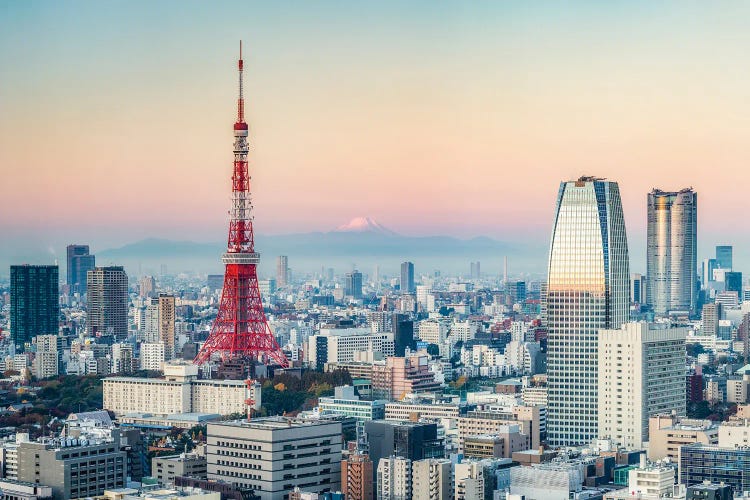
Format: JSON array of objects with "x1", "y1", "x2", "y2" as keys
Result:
[
  {"x1": 103, "y1": 364, "x2": 259, "y2": 416},
  {"x1": 598, "y1": 322, "x2": 687, "y2": 449},
  {"x1": 111, "y1": 343, "x2": 134, "y2": 374},
  {"x1": 412, "y1": 458, "x2": 452, "y2": 500},
  {"x1": 207, "y1": 418, "x2": 342, "y2": 500},
  {"x1": 450, "y1": 321, "x2": 479, "y2": 343},
  {"x1": 140, "y1": 342, "x2": 166, "y2": 371},
  {"x1": 454, "y1": 461, "x2": 484, "y2": 500},
  {"x1": 418, "y1": 321, "x2": 449, "y2": 345},
  {"x1": 377, "y1": 456, "x2": 412, "y2": 500},
  {"x1": 307, "y1": 328, "x2": 395, "y2": 367},
  {"x1": 510, "y1": 462, "x2": 584, "y2": 500}
]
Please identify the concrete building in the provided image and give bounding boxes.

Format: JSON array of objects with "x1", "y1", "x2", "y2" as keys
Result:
[
  {"x1": 718, "y1": 417, "x2": 750, "y2": 447},
  {"x1": 545, "y1": 177, "x2": 630, "y2": 447},
  {"x1": 384, "y1": 402, "x2": 460, "y2": 422},
  {"x1": 111, "y1": 343, "x2": 135, "y2": 374},
  {"x1": 510, "y1": 462, "x2": 584, "y2": 500},
  {"x1": 458, "y1": 407, "x2": 543, "y2": 451},
  {"x1": 152, "y1": 453, "x2": 207, "y2": 486},
  {"x1": 371, "y1": 355, "x2": 441, "y2": 400},
  {"x1": 87, "y1": 266, "x2": 128, "y2": 340},
  {"x1": 140, "y1": 342, "x2": 166, "y2": 371},
  {"x1": 417, "y1": 321, "x2": 449, "y2": 345},
  {"x1": 598, "y1": 322, "x2": 687, "y2": 449},
  {"x1": 318, "y1": 386, "x2": 385, "y2": 422},
  {"x1": 16, "y1": 434, "x2": 127, "y2": 500},
  {"x1": 454, "y1": 461, "x2": 484, "y2": 500},
  {"x1": 158, "y1": 294, "x2": 176, "y2": 360},
  {"x1": 103, "y1": 364, "x2": 260, "y2": 417},
  {"x1": 377, "y1": 456, "x2": 411, "y2": 500},
  {"x1": 456, "y1": 418, "x2": 527, "y2": 457},
  {"x1": 340, "y1": 453, "x2": 372, "y2": 500},
  {"x1": 647, "y1": 415, "x2": 719, "y2": 461},
  {"x1": 364, "y1": 420, "x2": 443, "y2": 491},
  {"x1": 412, "y1": 458, "x2": 452, "y2": 500},
  {"x1": 276, "y1": 256, "x2": 289, "y2": 288},
  {"x1": 307, "y1": 328, "x2": 394, "y2": 371},
  {"x1": 0, "y1": 479, "x2": 53, "y2": 500},
  {"x1": 207, "y1": 418, "x2": 342, "y2": 500}
]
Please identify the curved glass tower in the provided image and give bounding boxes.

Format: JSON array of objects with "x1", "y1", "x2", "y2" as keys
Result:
[
  {"x1": 646, "y1": 188, "x2": 698, "y2": 316},
  {"x1": 545, "y1": 177, "x2": 630, "y2": 447}
]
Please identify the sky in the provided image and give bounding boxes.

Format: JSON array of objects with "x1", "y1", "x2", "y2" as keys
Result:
[{"x1": 1, "y1": 1, "x2": 749, "y2": 272}]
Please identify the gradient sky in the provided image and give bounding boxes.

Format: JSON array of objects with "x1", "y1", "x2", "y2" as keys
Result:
[{"x1": 1, "y1": 1, "x2": 749, "y2": 271}]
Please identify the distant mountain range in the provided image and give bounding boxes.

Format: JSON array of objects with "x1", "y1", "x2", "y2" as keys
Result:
[{"x1": 94, "y1": 218, "x2": 546, "y2": 276}]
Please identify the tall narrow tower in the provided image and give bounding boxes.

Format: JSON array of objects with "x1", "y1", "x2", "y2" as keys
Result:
[{"x1": 194, "y1": 43, "x2": 289, "y2": 367}]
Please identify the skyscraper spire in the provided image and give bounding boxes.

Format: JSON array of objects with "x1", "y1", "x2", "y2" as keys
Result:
[{"x1": 194, "y1": 44, "x2": 289, "y2": 367}]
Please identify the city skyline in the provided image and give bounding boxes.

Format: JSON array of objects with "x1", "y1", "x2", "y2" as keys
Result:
[{"x1": 1, "y1": 2, "x2": 749, "y2": 273}]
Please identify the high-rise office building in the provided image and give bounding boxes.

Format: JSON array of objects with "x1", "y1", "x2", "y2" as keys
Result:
[
  {"x1": 139, "y1": 275, "x2": 156, "y2": 298},
  {"x1": 598, "y1": 322, "x2": 687, "y2": 449},
  {"x1": 631, "y1": 273, "x2": 647, "y2": 304},
  {"x1": 392, "y1": 314, "x2": 414, "y2": 357},
  {"x1": 66, "y1": 245, "x2": 95, "y2": 294},
  {"x1": 702, "y1": 258, "x2": 718, "y2": 287},
  {"x1": 345, "y1": 270, "x2": 363, "y2": 299},
  {"x1": 716, "y1": 245, "x2": 733, "y2": 270},
  {"x1": 400, "y1": 262, "x2": 415, "y2": 294},
  {"x1": 545, "y1": 176, "x2": 630, "y2": 447},
  {"x1": 276, "y1": 255, "x2": 289, "y2": 287},
  {"x1": 725, "y1": 272, "x2": 743, "y2": 295},
  {"x1": 646, "y1": 188, "x2": 698, "y2": 315},
  {"x1": 10, "y1": 265, "x2": 59, "y2": 351},
  {"x1": 470, "y1": 261, "x2": 481, "y2": 280},
  {"x1": 87, "y1": 266, "x2": 128, "y2": 340}
]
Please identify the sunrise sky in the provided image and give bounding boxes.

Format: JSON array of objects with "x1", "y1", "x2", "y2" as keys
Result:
[{"x1": 1, "y1": 1, "x2": 749, "y2": 270}]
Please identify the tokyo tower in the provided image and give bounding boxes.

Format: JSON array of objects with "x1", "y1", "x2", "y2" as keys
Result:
[{"x1": 194, "y1": 43, "x2": 289, "y2": 368}]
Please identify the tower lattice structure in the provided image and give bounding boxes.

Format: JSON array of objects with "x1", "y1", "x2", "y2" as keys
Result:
[{"x1": 194, "y1": 43, "x2": 289, "y2": 367}]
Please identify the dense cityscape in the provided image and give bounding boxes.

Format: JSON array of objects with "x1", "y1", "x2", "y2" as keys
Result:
[{"x1": 3, "y1": 4, "x2": 750, "y2": 500}]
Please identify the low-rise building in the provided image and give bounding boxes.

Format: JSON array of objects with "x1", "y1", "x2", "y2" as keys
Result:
[
  {"x1": 647, "y1": 415, "x2": 719, "y2": 461},
  {"x1": 153, "y1": 453, "x2": 207, "y2": 486}
]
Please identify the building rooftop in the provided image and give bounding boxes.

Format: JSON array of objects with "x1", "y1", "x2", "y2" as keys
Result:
[{"x1": 211, "y1": 417, "x2": 339, "y2": 430}]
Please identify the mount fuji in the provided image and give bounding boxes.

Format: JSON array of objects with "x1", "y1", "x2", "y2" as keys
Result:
[{"x1": 334, "y1": 217, "x2": 399, "y2": 236}]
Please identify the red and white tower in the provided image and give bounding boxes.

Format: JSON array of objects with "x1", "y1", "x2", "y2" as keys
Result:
[{"x1": 194, "y1": 43, "x2": 289, "y2": 368}]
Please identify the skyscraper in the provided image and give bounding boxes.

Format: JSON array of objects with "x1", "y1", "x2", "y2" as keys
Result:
[
  {"x1": 345, "y1": 270, "x2": 363, "y2": 299},
  {"x1": 276, "y1": 255, "x2": 289, "y2": 287},
  {"x1": 646, "y1": 188, "x2": 698, "y2": 315},
  {"x1": 545, "y1": 176, "x2": 630, "y2": 447},
  {"x1": 400, "y1": 262, "x2": 415, "y2": 294},
  {"x1": 716, "y1": 245, "x2": 732, "y2": 270},
  {"x1": 87, "y1": 266, "x2": 128, "y2": 340},
  {"x1": 158, "y1": 294, "x2": 176, "y2": 360},
  {"x1": 10, "y1": 265, "x2": 59, "y2": 351},
  {"x1": 66, "y1": 244, "x2": 95, "y2": 294}
]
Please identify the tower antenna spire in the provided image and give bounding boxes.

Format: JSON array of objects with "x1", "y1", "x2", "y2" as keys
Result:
[{"x1": 237, "y1": 40, "x2": 244, "y2": 123}]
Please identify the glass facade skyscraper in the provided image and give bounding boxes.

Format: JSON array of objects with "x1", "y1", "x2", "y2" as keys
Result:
[
  {"x1": 66, "y1": 244, "x2": 95, "y2": 294},
  {"x1": 715, "y1": 245, "x2": 732, "y2": 270},
  {"x1": 646, "y1": 188, "x2": 698, "y2": 315},
  {"x1": 10, "y1": 265, "x2": 59, "y2": 351},
  {"x1": 545, "y1": 177, "x2": 630, "y2": 447},
  {"x1": 401, "y1": 261, "x2": 415, "y2": 294}
]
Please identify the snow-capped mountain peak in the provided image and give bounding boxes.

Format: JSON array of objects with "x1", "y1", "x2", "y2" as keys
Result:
[{"x1": 335, "y1": 217, "x2": 398, "y2": 236}]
